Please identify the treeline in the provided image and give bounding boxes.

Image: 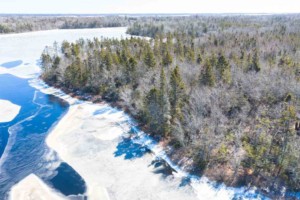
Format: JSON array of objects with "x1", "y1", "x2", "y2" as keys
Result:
[
  {"x1": 41, "y1": 15, "x2": 300, "y2": 197},
  {"x1": 0, "y1": 16, "x2": 132, "y2": 34}
]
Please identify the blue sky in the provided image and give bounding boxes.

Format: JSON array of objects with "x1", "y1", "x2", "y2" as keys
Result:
[{"x1": 0, "y1": 0, "x2": 299, "y2": 14}]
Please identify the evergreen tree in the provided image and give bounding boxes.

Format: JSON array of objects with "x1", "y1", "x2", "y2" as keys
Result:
[
  {"x1": 200, "y1": 59, "x2": 216, "y2": 87},
  {"x1": 196, "y1": 53, "x2": 203, "y2": 64},
  {"x1": 248, "y1": 49, "x2": 261, "y2": 72},
  {"x1": 186, "y1": 47, "x2": 195, "y2": 63},
  {"x1": 162, "y1": 51, "x2": 173, "y2": 66},
  {"x1": 52, "y1": 56, "x2": 61, "y2": 70},
  {"x1": 175, "y1": 37, "x2": 184, "y2": 58},
  {"x1": 61, "y1": 40, "x2": 71, "y2": 56},
  {"x1": 210, "y1": 53, "x2": 218, "y2": 67},
  {"x1": 169, "y1": 66, "x2": 186, "y2": 120},
  {"x1": 144, "y1": 88, "x2": 161, "y2": 133},
  {"x1": 40, "y1": 52, "x2": 52, "y2": 72},
  {"x1": 104, "y1": 51, "x2": 113, "y2": 70},
  {"x1": 71, "y1": 43, "x2": 80, "y2": 57},
  {"x1": 144, "y1": 45, "x2": 156, "y2": 68},
  {"x1": 217, "y1": 53, "x2": 232, "y2": 84},
  {"x1": 124, "y1": 57, "x2": 138, "y2": 84}
]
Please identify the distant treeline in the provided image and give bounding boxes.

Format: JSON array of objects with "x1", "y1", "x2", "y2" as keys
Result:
[
  {"x1": 0, "y1": 16, "x2": 135, "y2": 33},
  {"x1": 41, "y1": 15, "x2": 300, "y2": 198}
]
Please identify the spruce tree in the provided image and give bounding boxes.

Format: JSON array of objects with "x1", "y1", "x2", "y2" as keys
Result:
[
  {"x1": 196, "y1": 53, "x2": 203, "y2": 64},
  {"x1": 144, "y1": 45, "x2": 156, "y2": 68},
  {"x1": 169, "y1": 66, "x2": 186, "y2": 120},
  {"x1": 200, "y1": 59, "x2": 216, "y2": 87},
  {"x1": 163, "y1": 51, "x2": 173, "y2": 66},
  {"x1": 144, "y1": 88, "x2": 161, "y2": 134},
  {"x1": 217, "y1": 53, "x2": 232, "y2": 84},
  {"x1": 125, "y1": 57, "x2": 137, "y2": 84}
]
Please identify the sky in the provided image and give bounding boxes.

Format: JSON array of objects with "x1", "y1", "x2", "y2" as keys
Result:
[{"x1": 0, "y1": 0, "x2": 300, "y2": 14}]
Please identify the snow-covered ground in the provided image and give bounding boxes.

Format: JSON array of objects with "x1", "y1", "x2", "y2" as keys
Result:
[{"x1": 0, "y1": 100, "x2": 20, "y2": 123}]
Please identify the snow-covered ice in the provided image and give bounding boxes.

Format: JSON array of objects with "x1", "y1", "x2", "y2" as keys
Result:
[
  {"x1": 0, "y1": 27, "x2": 129, "y2": 79},
  {"x1": 9, "y1": 174, "x2": 67, "y2": 200},
  {"x1": 0, "y1": 100, "x2": 20, "y2": 123}
]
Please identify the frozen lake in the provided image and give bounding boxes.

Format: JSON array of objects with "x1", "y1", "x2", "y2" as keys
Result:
[{"x1": 0, "y1": 27, "x2": 129, "y2": 199}]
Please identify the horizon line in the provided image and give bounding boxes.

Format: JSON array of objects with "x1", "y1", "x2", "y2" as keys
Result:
[{"x1": 1, "y1": 12, "x2": 300, "y2": 16}]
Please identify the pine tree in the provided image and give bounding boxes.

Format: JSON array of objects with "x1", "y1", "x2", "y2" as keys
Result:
[
  {"x1": 104, "y1": 51, "x2": 113, "y2": 70},
  {"x1": 124, "y1": 57, "x2": 137, "y2": 84},
  {"x1": 71, "y1": 43, "x2": 80, "y2": 57},
  {"x1": 144, "y1": 88, "x2": 161, "y2": 134},
  {"x1": 144, "y1": 45, "x2": 156, "y2": 68},
  {"x1": 186, "y1": 47, "x2": 195, "y2": 63},
  {"x1": 169, "y1": 66, "x2": 186, "y2": 120},
  {"x1": 200, "y1": 59, "x2": 216, "y2": 87},
  {"x1": 217, "y1": 53, "x2": 232, "y2": 84},
  {"x1": 52, "y1": 56, "x2": 61, "y2": 69},
  {"x1": 175, "y1": 37, "x2": 184, "y2": 58},
  {"x1": 196, "y1": 53, "x2": 203, "y2": 64},
  {"x1": 163, "y1": 51, "x2": 173, "y2": 66}
]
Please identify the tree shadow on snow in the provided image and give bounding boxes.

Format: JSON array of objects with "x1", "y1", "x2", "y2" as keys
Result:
[
  {"x1": 149, "y1": 158, "x2": 177, "y2": 178},
  {"x1": 114, "y1": 137, "x2": 150, "y2": 160}
]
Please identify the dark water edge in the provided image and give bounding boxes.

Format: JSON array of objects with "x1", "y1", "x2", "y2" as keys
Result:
[{"x1": 0, "y1": 74, "x2": 86, "y2": 199}]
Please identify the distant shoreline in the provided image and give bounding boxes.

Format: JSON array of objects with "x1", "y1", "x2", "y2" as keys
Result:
[{"x1": 1, "y1": 13, "x2": 300, "y2": 17}]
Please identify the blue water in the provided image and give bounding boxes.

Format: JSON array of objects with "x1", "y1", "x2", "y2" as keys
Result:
[
  {"x1": 0, "y1": 60, "x2": 23, "y2": 69},
  {"x1": 0, "y1": 73, "x2": 86, "y2": 199}
]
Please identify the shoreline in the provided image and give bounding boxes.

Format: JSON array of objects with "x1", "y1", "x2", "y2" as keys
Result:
[
  {"x1": 30, "y1": 78, "x2": 268, "y2": 200},
  {"x1": 30, "y1": 78, "x2": 200, "y2": 199},
  {"x1": 43, "y1": 92, "x2": 198, "y2": 199}
]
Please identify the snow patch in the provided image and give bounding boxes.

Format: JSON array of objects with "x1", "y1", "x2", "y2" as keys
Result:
[
  {"x1": 0, "y1": 100, "x2": 21, "y2": 123},
  {"x1": 9, "y1": 174, "x2": 67, "y2": 200}
]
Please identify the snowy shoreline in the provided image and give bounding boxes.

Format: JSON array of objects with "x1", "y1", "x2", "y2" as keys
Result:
[
  {"x1": 28, "y1": 79, "x2": 197, "y2": 199},
  {"x1": 25, "y1": 78, "x2": 267, "y2": 200}
]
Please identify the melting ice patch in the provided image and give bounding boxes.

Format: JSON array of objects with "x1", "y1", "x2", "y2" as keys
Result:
[
  {"x1": 0, "y1": 100, "x2": 21, "y2": 123},
  {"x1": 0, "y1": 60, "x2": 23, "y2": 69}
]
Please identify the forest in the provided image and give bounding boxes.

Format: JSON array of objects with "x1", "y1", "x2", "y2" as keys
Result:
[
  {"x1": 40, "y1": 15, "x2": 300, "y2": 197},
  {"x1": 0, "y1": 15, "x2": 131, "y2": 33}
]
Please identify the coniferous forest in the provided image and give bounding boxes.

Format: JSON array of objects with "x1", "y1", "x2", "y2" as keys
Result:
[{"x1": 40, "y1": 15, "x2": 300, "y2": 195}]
